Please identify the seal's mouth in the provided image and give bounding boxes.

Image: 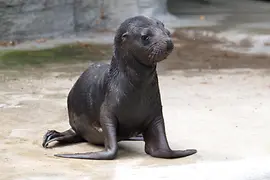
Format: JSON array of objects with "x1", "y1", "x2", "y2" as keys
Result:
[
  {"x1": 148, "y1": 40, "x2": 174, "y2": 64},
  {"x1": 129, "y1": 38, "x2": 174, "y2": 67}
]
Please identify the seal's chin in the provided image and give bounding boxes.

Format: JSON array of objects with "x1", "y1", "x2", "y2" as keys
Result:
[
  {"x1": 156, "y1": 52, "x2": 170, "y2": 62},
  {"x1": 150, "y1": 51, "x2": 171, "y2": 64},
  {"x1": 137, "y1": 56, "x2": 167, "y2": 68},
  {"x1": 147, "y1": 43, "x2": 173, "y2": 64},
  {"x1": 137, "y1": 58, "x2": 157, "y2": 68},
  {"x1": 132, "y1": 48, "x2": 172, "y2": 67},
  {"x1": 136, "y1": 51, "x2": 170, "y2": 67}
]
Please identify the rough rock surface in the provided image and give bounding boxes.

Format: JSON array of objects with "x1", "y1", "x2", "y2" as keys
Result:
[{"x1": 0, "y1": 0, "x2": 169, "y2": 41}]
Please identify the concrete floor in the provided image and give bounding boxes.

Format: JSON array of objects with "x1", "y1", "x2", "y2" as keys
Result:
[
  {"x1": 164, "y1": 0, "x2": 270, "y2": 54},
  {"x1": 1, "y1": 63, "x2": 270, "y2": 179}
]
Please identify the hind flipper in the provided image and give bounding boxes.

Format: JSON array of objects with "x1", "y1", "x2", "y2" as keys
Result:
[{"x1": 42, "y1": 128, "x2": 84, "y2": 148}]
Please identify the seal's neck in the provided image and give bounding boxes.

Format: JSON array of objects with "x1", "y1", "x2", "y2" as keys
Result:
[{"x1": 109, "y1": 50, "x2": 156, "y2": 87}]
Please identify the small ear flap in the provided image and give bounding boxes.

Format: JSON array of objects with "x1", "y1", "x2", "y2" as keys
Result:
[
  {"x1": 121, "y1": 32, "x2": 129, "y2": 41},
  {"x1": 166, "y1": 28, "x2": 171, "y2": 36}
]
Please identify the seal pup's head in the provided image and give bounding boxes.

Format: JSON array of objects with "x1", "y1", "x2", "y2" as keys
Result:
[{"x1": 114, "y1": 15, "x2": 174, "y2": 67}]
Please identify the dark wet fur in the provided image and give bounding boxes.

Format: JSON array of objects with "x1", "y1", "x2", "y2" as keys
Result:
[{"x1": 42, "y1": 15, "x2": 197, "y2": 160}]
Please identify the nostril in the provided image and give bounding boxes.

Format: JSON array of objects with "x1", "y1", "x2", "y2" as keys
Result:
[{"x1": 166, "y1": 40, "x2": 174, "y2": 51}]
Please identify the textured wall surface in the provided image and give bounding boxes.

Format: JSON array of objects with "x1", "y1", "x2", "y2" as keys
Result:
[{"x1": 0, "y1": 0, "x2": 168, "y2": 41}]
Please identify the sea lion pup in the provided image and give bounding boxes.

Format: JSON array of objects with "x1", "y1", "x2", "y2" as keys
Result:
[{"x1": 42, "y1": 15, "x2": 197, "y2": 160}]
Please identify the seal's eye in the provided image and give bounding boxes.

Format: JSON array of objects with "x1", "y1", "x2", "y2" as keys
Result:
[{"x1": 141, "y1": 35, "x2": 149, "y2": 41}]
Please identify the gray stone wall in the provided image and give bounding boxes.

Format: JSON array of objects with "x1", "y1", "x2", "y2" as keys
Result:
[
  {"x1": 0, "y1": 0, "x2": 170, "y2": 41},
  {"x1": 0, "y1": 0, "x2": 103, "y2": 41}
]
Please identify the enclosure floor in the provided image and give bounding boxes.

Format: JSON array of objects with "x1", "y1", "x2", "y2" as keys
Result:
[{"x1": 1, "y1": 61, "x2": 270, "y2": 179}]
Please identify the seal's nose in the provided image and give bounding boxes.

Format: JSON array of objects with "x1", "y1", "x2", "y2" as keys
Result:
[{"x1": 166, "y1": 40, "x2": 174, "y2": 52}]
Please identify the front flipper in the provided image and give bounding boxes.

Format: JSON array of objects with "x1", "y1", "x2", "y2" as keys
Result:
[
  {"x1": 54, "y1": 104, "x2": 118, "y2": 160},
  {"x1": 143, "y1": 115, "x2": 197, "y2": 159},
  {"x1": 54, "y1": 150, "x2": 116, "y2": 160}
]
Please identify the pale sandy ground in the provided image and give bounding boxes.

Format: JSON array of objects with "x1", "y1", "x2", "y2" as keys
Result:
[{"x1": 1, "y1": 63, "x2": 270, "y2": 180}]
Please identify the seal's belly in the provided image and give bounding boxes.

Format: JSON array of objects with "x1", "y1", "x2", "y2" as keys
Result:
[
  {"x1": 114, "y1": 92, "x2": 158, "y2": 138},
  {"x1": 116, "y1": 110, "x2": 151, "y2": 138},
  {"x1": 117, "y1": 122, "x2": 143, "y2": 138}
]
